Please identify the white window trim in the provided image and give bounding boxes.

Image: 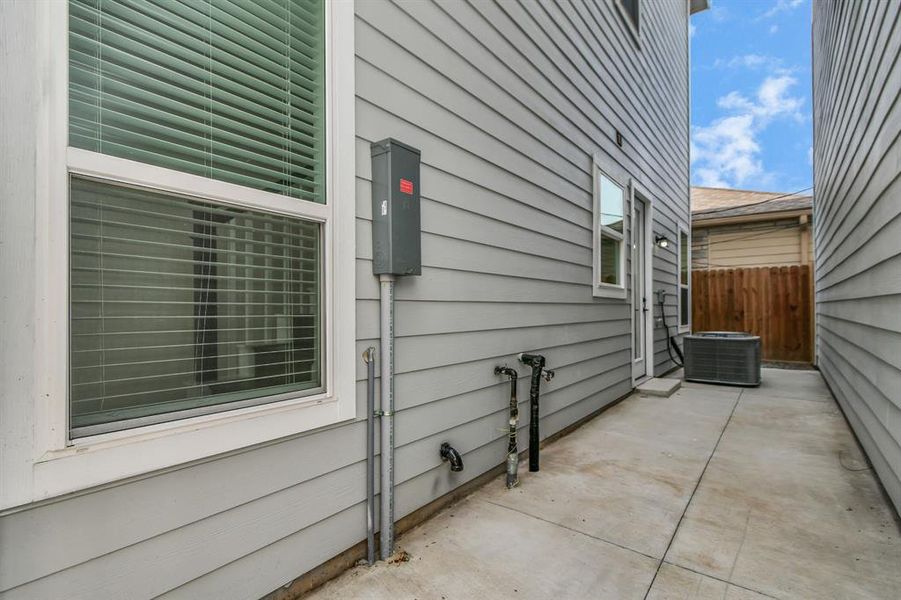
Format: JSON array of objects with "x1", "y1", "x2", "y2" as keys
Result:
[
  {"x1": 678, "y1": 223, "x2": 691, "y2": 333},
  {"x1": 592, "y1": 154, "x2": 628, "y2": 300},
  {"x1": 8, "y1": 0, "x2": 356, "y2": 508}
]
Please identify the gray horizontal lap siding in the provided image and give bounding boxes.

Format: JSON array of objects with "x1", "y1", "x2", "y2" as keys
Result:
[
  {"x1": 0, "y1": 0, "x2": 689, "y2": 597},
  {"x1": 813, "y1": 0, "x2": 901, "y2": 514}
]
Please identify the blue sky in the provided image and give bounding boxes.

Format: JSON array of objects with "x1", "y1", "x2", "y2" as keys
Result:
[{"x1": 690, "y1": 0, "x2": 812, "y2": 193}]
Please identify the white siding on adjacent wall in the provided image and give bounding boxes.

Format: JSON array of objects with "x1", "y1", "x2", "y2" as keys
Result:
[
  {"x1": 0, "y1": 1, "x2": 690, "y2": 598},
  {"x1": 813, "y1": 0, "x2": 901, "y2": 514}
]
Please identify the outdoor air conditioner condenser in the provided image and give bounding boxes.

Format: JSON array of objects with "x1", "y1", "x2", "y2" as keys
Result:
[{"x1": 684, "y1": 332, "x2": 762, "y2": 386}]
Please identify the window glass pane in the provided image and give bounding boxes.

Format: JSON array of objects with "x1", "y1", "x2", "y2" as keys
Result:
[
  {"x1": 680, "y1": 231, "x2": 689, "y2": 283},
  {"x1": 680, "y1": 286, "x2": 689, "y2": 326},
  {"x1": 599, "y1": 174, "x2": 624, "y2": 233},
  {"x1": 70, "y1": 177, "x2": 322, "y2": 433},
  {"x1": 69, "y1": 0, "x2": 326, "y2": 203},
  {"x1": 600, "y1": 234, "x2": 621, "y2": 286},
  {"x1": 621, "y1": 0, "x2": 640, "y2": 28}
]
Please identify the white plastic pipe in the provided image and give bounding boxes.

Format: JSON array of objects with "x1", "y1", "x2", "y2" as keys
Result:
[{"x1": 379, "y1": 274, "x2": 396, "y2": 560}]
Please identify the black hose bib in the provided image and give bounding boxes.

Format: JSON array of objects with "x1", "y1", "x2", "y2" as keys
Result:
[
  {"x1": 495, "y1": 366, "x2": 519, "y2": 488},
  {"x1": 518, "y1": 353, "x2": 554, "y2": 472}
]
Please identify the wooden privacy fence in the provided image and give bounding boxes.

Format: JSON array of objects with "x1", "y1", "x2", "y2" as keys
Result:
[{"x1": 691, "y1": 265, "x2": 813, "y2": 363}]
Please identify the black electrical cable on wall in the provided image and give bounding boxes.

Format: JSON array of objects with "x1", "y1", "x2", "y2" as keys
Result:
[{"x1": 658, "y1": 294, "x2": 684, "y2": 368}]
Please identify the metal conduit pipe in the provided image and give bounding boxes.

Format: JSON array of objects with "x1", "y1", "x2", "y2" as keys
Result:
[
  {"x1": 364, "y1": 346, "x2": 376, "y2": 565},
  {"x1": 495, "y1": 366, "x2": 520, "y2": 488},
  {"x1": 379, "y1": 274, "x2": 396, "y2": 561}
]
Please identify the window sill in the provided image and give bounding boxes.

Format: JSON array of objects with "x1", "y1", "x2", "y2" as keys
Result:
[
  {"x1": 593, "y1": 284, "x2": 628, "y2": 300},
  {"x1": 678, "y1": 325, "x2": 691, "y2": 334},
  {"x1": 30, "y1": 392, "x2": 354, "y2": 506}
]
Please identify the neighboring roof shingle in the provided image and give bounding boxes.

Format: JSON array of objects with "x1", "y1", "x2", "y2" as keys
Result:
[{"x1": 691, "y1": 186, "x2": 812, "y2": 221}]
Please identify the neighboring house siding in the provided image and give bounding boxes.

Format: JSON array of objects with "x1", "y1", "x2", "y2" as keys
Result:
[
  {"x1": 692, "y1": 218, "x2": 813, "y2": 269},
  {"x1": 691, "y1": 227, "x2": 709, "y2": 269},
  {"x1": 0, "y1": 1, "x2": 689, "y2": 599},
  {"x1": 813, "y1": 0, "x2": 901, "y2": 513}
]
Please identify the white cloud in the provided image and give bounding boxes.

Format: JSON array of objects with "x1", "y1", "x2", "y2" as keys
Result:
[
  {"x1": 760, "y1": 0, "x2": 803, "y2": 20},
  {"x1": 708, "y1": 0, "x2": 729, "y2": 22},
  {"x1": 714, "y1": 54, "x2": 779, "y2": 70},
  {"x1": 717, "y1": 75, "x2": 804, "y2": 121},
  {"x1": 807, "y1": 146, "x2": 813, "y2": 166},
  {"x1": 692, "y1": 115, "x2": 761, "y2": 187},
  {"x1": 769, "y1": 24, "x2": 779, "y2": 34},
  {"x1": 756, "y1": 75, "x2": 806, "y2": 120},
  {"x1": 689, "y1": 23, "x2": 696, "y2": 38},
  {"x1": 692, "y1": 75, "x2": 806, "y2": 188}
]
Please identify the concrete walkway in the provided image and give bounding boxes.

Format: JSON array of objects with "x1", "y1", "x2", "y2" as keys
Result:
[{"x1": 306, "y1": 369, "x2": 901, "y2": 599}]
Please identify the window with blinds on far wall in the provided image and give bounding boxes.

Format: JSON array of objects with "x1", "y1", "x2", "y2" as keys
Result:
[{"x1": 67, "y1": 0, "x2": 327, "y2": 436}]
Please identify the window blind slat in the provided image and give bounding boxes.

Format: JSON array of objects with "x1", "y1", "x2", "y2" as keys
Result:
[
  {"x1": 72, "y1": 209, "x2": 320, "y2": 246},
  {"x1": 73, "y1": 0, "x2": 325, "y2": 98},
  {"x1": 73, "y1": 107, "x2": 321, "y2": 182},
  {"x1": 69, "y1": 176, "x2": 322, "y2": 432},
  {"x1": 73, "y1": 369, "x2": 320, "y2": 411},
  {"x1": 68, "y1": 55, "x2": 322, "y2": 140},
  {"x1": 68, "y1": 41, "x2": 322, "y2": 136},
  {"x1": 82, "y1": 12, "x2": 324, "y2": 107},
  {"x1": 73, "y1": 357, "x2": 320, "y2": 387},
  {"x1": 70, "y1": 267, "x2": 319, "y2": 285},
  {"x1": 69, "y1": 0, "x2": 325, "y2": 203}
]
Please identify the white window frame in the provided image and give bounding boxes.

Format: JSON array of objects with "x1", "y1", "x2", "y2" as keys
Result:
[
  {"x1": 592, "y1": 154, "x2": 628, "y2": 300},
  {"x1": 678, "y1": 223, "x2": 691, "y2": 333},
  {"x1": 9, "y1": 0, "x2": 356, "y2": 508}
]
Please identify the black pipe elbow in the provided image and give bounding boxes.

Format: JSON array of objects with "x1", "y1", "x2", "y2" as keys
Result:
[
  {"x1": 518, "y1": 353, "x2": 545, "y2": 368},
  {"x1": 495, "y1": 366, "x2": 518, "y2": 379},
  {"x1": 440, "y1": 442, "x2": 464, "y2": 472}
]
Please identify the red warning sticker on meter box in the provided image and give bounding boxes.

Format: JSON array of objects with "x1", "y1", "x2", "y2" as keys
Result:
[{"x1": 399, "y1": 178, "x2": 414, "y2": 195}]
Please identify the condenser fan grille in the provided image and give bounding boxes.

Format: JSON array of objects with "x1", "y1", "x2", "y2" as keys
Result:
[{"x1": 684, "y1": 332, "x2": 761, "y2": 386}]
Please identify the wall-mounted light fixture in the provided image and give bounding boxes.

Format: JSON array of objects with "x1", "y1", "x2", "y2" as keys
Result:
[{"x1": 655, "y1": 235, "x2": 669, "y2": 249}]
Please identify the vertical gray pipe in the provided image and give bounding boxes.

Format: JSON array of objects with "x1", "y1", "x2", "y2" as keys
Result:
[
  {"x1": 379, "y1": 274, "x2": 396, "y2": 560},
  {"x1": 364, "y1": 346, "x2": 376, "y2": 565}
]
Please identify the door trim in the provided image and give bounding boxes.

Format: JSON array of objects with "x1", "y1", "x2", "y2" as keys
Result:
[{"x1": 630, "y1": 182, "x2": 655, "y2": 386}]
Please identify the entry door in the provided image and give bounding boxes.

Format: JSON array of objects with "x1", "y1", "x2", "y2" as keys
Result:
[{"x1": 632, "y1": 197, "x2": 649, "y2": 382}]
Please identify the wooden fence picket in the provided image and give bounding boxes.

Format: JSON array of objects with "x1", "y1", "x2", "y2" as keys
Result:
[{"x1": 691, "y1": 265, "x2": 813, "y2": 363}]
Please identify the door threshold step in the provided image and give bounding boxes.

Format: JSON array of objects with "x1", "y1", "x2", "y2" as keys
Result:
[{"x1": 636, "y1": 377, "x2": 681, "y2": 397}]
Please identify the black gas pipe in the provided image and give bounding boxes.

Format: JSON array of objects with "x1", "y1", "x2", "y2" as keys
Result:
[
  {"x1": 518, "y1": 353, "x2": 555, "y2": 472},
  {"x1": 495, "y1": 366, "x2": 519, "y2": 488}
]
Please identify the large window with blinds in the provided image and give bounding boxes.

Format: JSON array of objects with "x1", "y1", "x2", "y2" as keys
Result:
[{"x1": 67, "y1": 0, "x2": 330, "y2": 436}]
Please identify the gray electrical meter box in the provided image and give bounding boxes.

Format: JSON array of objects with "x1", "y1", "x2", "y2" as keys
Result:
[{"x1": 370, "y1": 138, "x2": 422, "y2": 275}]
